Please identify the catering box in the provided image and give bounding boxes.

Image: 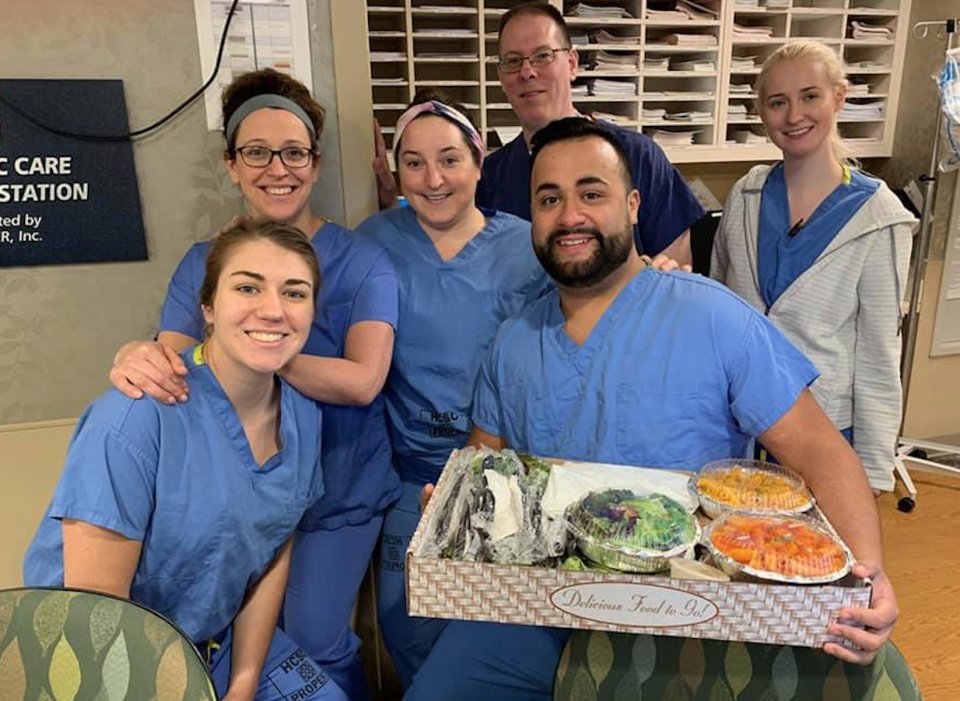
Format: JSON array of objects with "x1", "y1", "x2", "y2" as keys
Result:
[{"x1": 405, "y1": 450, "x2": 870, "y2": 648}]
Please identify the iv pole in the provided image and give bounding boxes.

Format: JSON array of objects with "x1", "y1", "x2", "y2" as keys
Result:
[{"x1": 894, "y1": 18, "x2": 960, "y2": 512}]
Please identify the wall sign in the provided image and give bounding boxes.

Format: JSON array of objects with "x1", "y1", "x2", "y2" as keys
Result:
[{"x1": 0, "y1": 79, "x2": 147, "y2": 268}]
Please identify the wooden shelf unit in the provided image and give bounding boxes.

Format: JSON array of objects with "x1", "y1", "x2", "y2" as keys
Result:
[{"x1": 364, "y1": 0, "x2": 911, "y2": 163}]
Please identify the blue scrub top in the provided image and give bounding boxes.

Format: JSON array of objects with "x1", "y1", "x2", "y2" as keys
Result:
[
  {"x1": 24, "y1": 346, "x2": 324, "y2": 643},
  {"x1": 473, "y1": 269, "x2": 818, "y2": 468},
  {"x1": 158, "y1": 222, "x2": 400, "y2": 530},
  {"x1": 476, "y1": 121, "x2": 704, "y2": 256},
  {"x1": 758, "y1": 163, "x2": 879, "y2": 307},
  {"x1": 356, "y1": 207, "x2": 551, "y2": 485}
]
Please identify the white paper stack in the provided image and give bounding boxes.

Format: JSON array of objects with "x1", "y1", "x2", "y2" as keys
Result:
[
  {"x1": 570, "y1": 31, "x2": 590, "y2": 46},
  {"x1": 417, "y1": 51, "x2": 477, "y2": 59},
  {"x1": 371, "y1": 77, "x2": 407, "y2": 85},
  {"x1": 763, "y1": 0, "x2": 790, "y2": 7},
  {"x1": 589, "y1": 78, "x2": 637, "y2": 97},
  {"x1": 657, "y1": 33, "x2": 719, "y2": 46},
  {"x1": 589, "y1": 110, "x2": 634, "y2": 125},
  {"x1": 847, "y1": 83, "x2": 871, "y2": 96},
  {"x1": 728, "y1": 82, "x2": 754, "y2": 94},
  {"x1": 670, "y1": 58, "x2": 715, "y2": 72},
  {"x1": 590, "y1": 29, "x2": 642, "y2": 45},
  {"x1": 727, "y1": 103, "x2": 749, "y2": 119},
  {"x1": 370, "y1": 51, "x2": 407, "y2": 61},
  {"x1": 850, "y1": 20, "x2": 893, "y2": 41},
  {"x1": 643, "y1": 108, "x2": 668, "y2": 120},
  {"x1": 839, "y1": 100, "x2": 884, "y2": 120},
  {"x1": 733, "y1": 23, "x2": 775, "y2": 40},
  {"x1": 643, "y1": 56, "x2": 670, "y2": 71},
  {"x1": 665, "y1": 110, "x2": 712, "y2": 123},
  {"x1": 730, "y1": 55, "x2": 759, "y2": 70},
  {"x1": 572, "y1": 83, "x2": 590, "y2": 98},
  {"x1": 594, "y1": 51, "x2": 640, "y2": 71},
  {"x1": 414, "y1": 28, "x2": 476, "y2": 36},
  {"x1": 567, "y1": 3, "x2": 633, "y2": 19},
  {"x1": 645, "y1": 0, "x2": 719, "y2": 20},
  {"x1": 844, "y1": 59, "x2": 889, "y2": 70},
  {"x1": 734, "y1": 0, "x2": 760, "y2": 8},
  {"x1": 648, "y1": 129, "x2": 703, "y2": 146},
  {"x1": 731, "y1": 129, "x2": 768, "y2": 144}
]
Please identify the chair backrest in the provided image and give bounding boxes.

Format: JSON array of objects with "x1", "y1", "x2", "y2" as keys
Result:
[
  {"x1": 554, "y1": 630, "x2": 923, "y2": 701},
  {"x1": 0, "y1": 586, "x2": 217, "y2": 701}
]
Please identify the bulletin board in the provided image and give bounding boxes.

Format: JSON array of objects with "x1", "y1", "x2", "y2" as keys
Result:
[{"x1": 931, "y1": 174, "x2": 960, "y2": 356}]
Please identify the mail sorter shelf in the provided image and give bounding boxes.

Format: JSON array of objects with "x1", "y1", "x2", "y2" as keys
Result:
[{"x1": 364, "y1": 0, "x2": 911, "y2": 165}]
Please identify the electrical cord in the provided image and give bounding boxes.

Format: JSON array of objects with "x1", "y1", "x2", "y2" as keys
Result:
[{"x1": 0, "y1": 0, "x2": 241, "y2": 142}]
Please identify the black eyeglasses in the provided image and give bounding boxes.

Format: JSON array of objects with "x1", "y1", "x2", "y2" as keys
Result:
[
  {"x1": 235, "y1": 145, "x2": 316, "y2": 169},
  {"x1": 498, "y1": 47, "x2": 571, "y2": 74}
]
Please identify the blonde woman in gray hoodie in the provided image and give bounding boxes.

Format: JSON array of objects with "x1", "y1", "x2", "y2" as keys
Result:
[{"x1": 712, "y1": 40, "x2": 916, "y2": 493}]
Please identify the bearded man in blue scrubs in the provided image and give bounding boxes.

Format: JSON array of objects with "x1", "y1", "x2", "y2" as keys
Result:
[{"x1": 403, "y1": 117, "x2": 900, "y2": 701}]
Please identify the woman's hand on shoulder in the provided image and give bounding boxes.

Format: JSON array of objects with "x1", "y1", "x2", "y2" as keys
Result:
[
  {"x1": 647, "y1": 253, "x2": 692, "y2": 273},
  {"x1": 109, "y1": 340, "x2": 189, "y2": 404}
]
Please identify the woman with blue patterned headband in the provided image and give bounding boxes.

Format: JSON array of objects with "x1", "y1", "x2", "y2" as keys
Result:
[
  {"x1": 354, "y1": 90, "x2": 551, "y2": 688},
  {"x1": 107, "y1": 69, "x2": 400, "y2": 701}
]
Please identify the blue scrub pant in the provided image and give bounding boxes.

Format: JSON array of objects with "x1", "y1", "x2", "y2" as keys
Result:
[
  {"x1": 377, "y1": 481, "x2": 449, "y2": 688},
  {"x1": 403, "y1": 621, "x2": 570, "y2": 701},
  {"x1": 284, "y1": 516, "x2": 384, "y2": 701},
  {"x1": 209, "y1": 626, "x2": 349, "y2": 700}
]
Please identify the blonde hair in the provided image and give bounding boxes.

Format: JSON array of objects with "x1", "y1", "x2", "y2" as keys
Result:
[{"x1": 755, "y1": 40, "x2": 854, "y2": 166}]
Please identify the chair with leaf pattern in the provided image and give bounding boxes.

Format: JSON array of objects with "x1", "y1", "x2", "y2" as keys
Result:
[
  {"x1": 553, "y1": 631, "x2": 923, "y2": 701},
  {"x1": 0, "y1": 586, "x2": 217, "y2": 701}
]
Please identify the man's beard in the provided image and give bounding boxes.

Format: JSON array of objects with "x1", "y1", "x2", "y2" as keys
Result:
[{"x1": 534, "y1": 223, "x2": 634, "y2": 289}]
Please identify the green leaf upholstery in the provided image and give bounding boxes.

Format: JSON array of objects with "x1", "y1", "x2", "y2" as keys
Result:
[
  {"x1": 0, "y1": 587, "x2": 217, "y2": 701},
  {"x1": 554, "y1": 632, "x2": 922, "y2": 701}
]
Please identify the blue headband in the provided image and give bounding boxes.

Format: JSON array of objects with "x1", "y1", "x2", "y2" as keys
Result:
[{"x1": 224, "y1": 94, "x2": 317, "y2": 144}]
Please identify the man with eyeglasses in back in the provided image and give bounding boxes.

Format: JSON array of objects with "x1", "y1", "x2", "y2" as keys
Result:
[{"x1": 374, "y1": 1, "x2": 704, "y2": 266}]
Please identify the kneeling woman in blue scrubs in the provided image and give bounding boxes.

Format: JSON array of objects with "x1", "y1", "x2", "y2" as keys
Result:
[
  {"x1": 355, "y1": 94, "x2": 550, "y2": 687},
  {"x1": 712, "y1": 40, "x2": 916, "y2": 493},
  {"x1": 25, "y1": 219, "x2": 346, "y2": 701}
]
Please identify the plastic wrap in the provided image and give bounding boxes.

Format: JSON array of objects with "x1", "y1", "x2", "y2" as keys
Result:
[
  {"x1": 565, "y1": 489, "x2": 700, "y2": 573},
  {"x1": 691, "y1": 459, "x2": 813, "y2": 518}
]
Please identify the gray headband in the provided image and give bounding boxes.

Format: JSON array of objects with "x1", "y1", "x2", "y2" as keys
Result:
[{"x1": 224, "y1": 94, "x2": 317, "y2": 145}]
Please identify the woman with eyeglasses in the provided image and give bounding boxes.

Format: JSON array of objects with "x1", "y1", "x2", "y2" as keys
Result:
[{"x1": 109, "y1": 69, "x2": 399, "y2": 701}]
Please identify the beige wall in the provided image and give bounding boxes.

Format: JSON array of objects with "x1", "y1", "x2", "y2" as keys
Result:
[
  {"x1": 0, "y1": 421, "x2": 74, "y2": 588},
  {"x1": 0, "y1": 0, "x2": 349, "y2": 426}
]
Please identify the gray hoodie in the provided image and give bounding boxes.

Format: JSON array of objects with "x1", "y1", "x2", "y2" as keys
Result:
[{"x1": 712, "y1": 164, "x2": 917, "y2": 491}]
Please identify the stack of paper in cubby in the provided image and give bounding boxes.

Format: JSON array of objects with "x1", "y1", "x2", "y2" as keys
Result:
[
  {"x1": 589, "y1": 79, "x2": 637, "y2": 97},
  {"x1": 589, "y1": 110, "x2": 634, "y2": 126},
  {"x1": 732, "y1": 23, "x2": 775, "y2": 40},
  {"x1": 591, "y1": 29, "x2": 642, "y2": 45},
  {"x1": 847, "y1": 83, "x2": 871, "y2": 96},
  {"x1": 763, "y1": 0, "x2": 790, "y2": 8},
  {"x1": 570, "y1": 31, "x2": 590, "y2": 46},
  {"x1": 670, "y1": 58, "x2": 715, "y2": 72},
  {"x1": 658, "y1": 33, "x2": 719, "y2": 46},
  {"x1": 730, "y1": 130, "x2": 768, "y2": 144},
  {"x1": 594, "y1": 51, "x2": 639, "y2": 71},
  {"x1": 729, "y1": 83, "x2": 753, "y2": 94},
  {"x1": 643, "y1": 56, "x2": 671, "y2": 71},
  {"x1": 665, "y1": 110, "x2": 712, "y2": 123},
  {"x1": 370, "y1": 51, "x2": 407, "y2": 61},
  {"x1": 850, "y1": 21, "x2": 894, "y2": 41},
  {"x1": 567, "y1": 3, "x2": 634, "y2": 19},
  {"x1": 417, "y1": 51, "x2": 477, "y2": 59},
  {"x1": 643, "y1": 108, "x2": 668, "y2": 120},
  {"x1": 646, "y1": 0, "x2": 719, "y2": 21},
  {"x1": 839, "y1": 100, "x2": 884, "y2": 120},
  {"x1": 730, "y1": 55, "x2": 759, "y2": 71},
  {"x1": 734, "y1": 0, "x2": 760, "y2": 8},
  {"x1": 648, "y1": 129, "x2": 704, "y2": 146},
  {"x1": 572, "y1": 83, "x2": 590, "y2": 98},
  {"x1": 726, "y1": 103, "x2": 754, "y2": 120}
]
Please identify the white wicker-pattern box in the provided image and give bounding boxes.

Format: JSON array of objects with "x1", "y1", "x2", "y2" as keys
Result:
[{"x1": 406, "y1": 452, "x2": 871, "y2": 648}]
